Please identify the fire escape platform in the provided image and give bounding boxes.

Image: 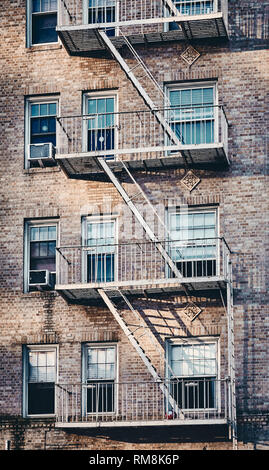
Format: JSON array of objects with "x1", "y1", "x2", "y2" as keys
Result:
[
  {"x1": 55, "y1": 276, "x2": 227, "y2": 303},
  {"x1": 55, "y1": 417, "x2": 227, "y2": 429},
  {"x1": 57, "y1": 13, "x2": 228, "y2": 55},
  {"x1": 55, "y1": 143, "x2": 229, "y2": 178}
]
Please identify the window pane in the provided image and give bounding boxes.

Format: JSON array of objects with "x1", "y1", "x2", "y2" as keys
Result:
[
  {"x1": 106, "y1": 364, "x2": 115, "y2": 379},
  {"x1": 30, "y1": 227, "x2": 39, "y2": 241},
  {"x1": 40, "y1": 103, "x2": 48, "y2": 116},
  {"x1": 203, "y1": 87, "x2": 214, "y2": 104},
  {"x1": 46, "y1": 351, "x2": 55, "y2": 366},
  {"x1": 106, "y1": 347, "x2": 115, "y2": 363},
  {"x1": 48, "y1": 226, "x2": 56, "y2": 240},
  {"x1": 29, "y1": 351, "x2": 38, "y2": 367},
  {"x1": 170, "y1": 343, "x2": 217, "y2": 378},
  {"x1": 192, "y1": 88, "x2": 203, "y2": 105},
  {"x1": 97, "y1": 348, "x2": 106, "y2": 364},
  {"x1": 48, "y1": 102, "x2": 57, "y2": 115},
  {"x1": 171, "y1": 345, "x2": 182, "y2": 360},
  {"x1": 88, "y1": 348, "x2": 98, "y2": 363},
  {"x1": 48, "y1": 241, "x2": 56, "y2": 256},
  {"x1": 39, "y1": 242, "x2": 48, "y2": 257},
  {"x1": 181, "y1": 89, "x2": 191, "y2": 106},
  {"x1": 38, "y1": 352, "x2": 47, "y2": 366},
  {"x1": 32, "y1": 13, "x2": 58, "y2": 45},
  {"x1": 88, "y1": 99, "x2": 97, "y2": 115},
  {"x1": 29, "y1": 366, "x2": 39, "y2": 382},
  {"x1": 28, "y1": 383, "x2": 55, "y2": 415},
  {"x1": 46, "y1": 366, "x2": 56, "y2": 382},
  {"x1": 204, "y1": 359, "x2": 216, "y2": 375},
  {"x1": 32, "y1": 0, "x2": 40, "y2": 13},
  {"x1": 97, "y1": 99, "x2": 106, "y2": 114},
  {"x1": 39, "y1": 226, "x2": 48, "y2": 240},
  {"x1": 31, "y1": 103, "x2": 39, "y2": 116},
  {"x1": 88, "y1": 364, "x2": 98, "y2": 379},
  {"x1": 106, "y1": 98, "x2": 114, "y2": 113}
]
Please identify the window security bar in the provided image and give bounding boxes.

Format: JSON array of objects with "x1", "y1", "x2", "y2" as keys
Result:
[
  {"x1": 56, "y1": 105, "x2": 228, "y2": 159},
  {"x1": 55, "y1": 378, "x2": 230, "y2": 424},
  {"x1": 58, "y1": 0, "x2": 225, "y2": 28},
  {"x1": 56, "y1": 237, "x2": 230, "y2": 286}
]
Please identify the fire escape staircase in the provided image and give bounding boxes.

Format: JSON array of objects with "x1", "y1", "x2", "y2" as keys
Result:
[{"x1": 56, "y1": 6, "x2": 236, "y2": 439}]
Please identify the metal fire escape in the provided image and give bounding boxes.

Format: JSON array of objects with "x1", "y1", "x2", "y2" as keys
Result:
[{"x1": 55, "y1": 0, "x2": 236, "y2": 445}]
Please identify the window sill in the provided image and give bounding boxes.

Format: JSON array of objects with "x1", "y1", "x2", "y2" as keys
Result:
[
  {"x1": 26, "y1": 43, "x2": 62, "y2": 53},
  {"x1": 25, "y1": 414, "x2": 56, "y2": 419}
]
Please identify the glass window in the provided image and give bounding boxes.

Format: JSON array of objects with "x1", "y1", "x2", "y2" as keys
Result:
[
  {"x1": 30, "y1": 0, "x2": 58, "y2": 45},
  {"x1": 86, "y1": 96, "x2": 115, "y2": 160},
  {"x1": 26, "y1": 99, "x2": 58, "y2": 168},
  {"x1": 88, "y1": 0, "x2": 116, "y2": 36},
  {"x1": 85, "y1": 345, "x2": 116, "y2": 414},
  {"x1": 86, "y1": 220, "x2": 115, "y2": 283},
  {"x1": 168, "y1": 209, "x2": 217, "y2": 277},
  {"x1": 25, "y1": 347, "x2": 57, "y2": 416},
  {"x1": 26, "y1": 222, "x2": 57, "y2": 291},
  {"x1": 168, "y1": 86, "x2": 215, "y2": 145},
  {"x1": 169, "y1": 340, "x2": 217, "y2": 410},
  {"x1": 173, "y1": 1, "x2": 214, "y2": 16}
]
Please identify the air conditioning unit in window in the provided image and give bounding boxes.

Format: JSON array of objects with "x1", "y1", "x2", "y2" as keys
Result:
[
  {"x1": 29, "y1": 270, "x2": 54, "y2": 290},
  {"x1": 28, "y1": 143, "x2": 56, "y2": 165}
]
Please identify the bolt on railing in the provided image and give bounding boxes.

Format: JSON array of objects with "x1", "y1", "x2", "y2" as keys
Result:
[
  {"x1": 55, "y1": 378, "x2": 230, "y2": 424},
  {"x1": 56, "y1": 237, "x2": 230, "y2": 286}
]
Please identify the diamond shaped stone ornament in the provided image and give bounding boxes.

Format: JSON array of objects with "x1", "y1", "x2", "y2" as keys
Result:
[
  {"x1": 181, "y1": 45, "x2": 200, "y2": 66},
  {"x1": 181, "y1": 170, "x2": 201, "y2": 191},
  {"x1": 183, "y1": 302, "x2": 202, "y2": 322}
]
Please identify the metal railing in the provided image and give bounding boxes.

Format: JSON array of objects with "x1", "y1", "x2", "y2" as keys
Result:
[
  {"x1": 56, "y1": 237, "x2": 230, "y2": 286},
  {"x1": 56, "y1": 105, "x2": 228, "y2": 162},
  {"x1": 58, "y1": 0, "x2": 227, "y2": 29},
  {"x1": 55, "y1": 378, "x2": 230, "y2": 425}
]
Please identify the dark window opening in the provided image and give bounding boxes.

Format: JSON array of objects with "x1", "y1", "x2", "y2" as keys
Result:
[
  {"x1": 87, "y1": 253, "x2": 115, "y2": 283},
  {"x1": 32, "y1": 13, "x2": 57, "y2": 44},
  {"x1": 86, "y1": 381, "x2": 114, "y2": 413},
  {"x1": 28, "y1": 382, "x2": 55, "y2": 415},
  {"x1": 171, "y1": 377, "x2": 216, "y2": 410}
]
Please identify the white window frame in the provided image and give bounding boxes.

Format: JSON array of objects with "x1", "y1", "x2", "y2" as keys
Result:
[
  {"x1": 81, "y1": 215, "x2": 118, "y2": 284},
  {"x1": 81, "y1": 343, "x2": 118, "y2": 417},
  {"x1": 82, "y1": 91, "x2": 118, "y2": 160},
  {"x1": 23, "y1": 344, "x2": 58, "y2": 418},
  {"x1": 25, "y1": 96, "x2": 59, "y2": 169},
  {"x1": 166, "y1": 206, "x2": 220, "y2": 276},
  {"x1": 165, "y1": 81, "x2": 218, "y2": 147},
  {"x1": 26, "y1": 0, "x2": 59, "y2": 48},
  {"x1": 164, "y1": 0, "x2": 218, "y2": 30},
  {"x1": 24, "y1": 218, "x2": 59, "y2": 293},
  {"x1": 82, "y1": 0, "x2": 119, "y2": 35},
  {"x1": 166, "y1": 337, "x2": 221, "y2": 413}
]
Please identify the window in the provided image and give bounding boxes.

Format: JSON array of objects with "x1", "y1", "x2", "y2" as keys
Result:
[
  {"x1": 175, "y1": 0, "x2": 214, "y2": 15},
  {"x1": 25, "y1": 98, "x2": 58, "y2": 168},
  {"x1": 85, "y1": 0, "x2": 116, "y2": 36},
  {"x1": 24, "y1": 220, "x2": 58, "y2": 291},
  {"x1": 27, "y1": 0, "x2": 58, "y2": 46},
  {"x1": 167, "y1": 208, "x2": 217, "y2": 277},
  {"x1": 167, "y1": 83, "x2": 216, "y2": 146},
  {"x1": 83, "y1": 217, "x2": 116, "y2": 283},
  {"x1": 23, "y1": 346, "x2": 57, "y2": 416},
  {"x1": 167, "y1": 339, "x2": 218, "y2": 410},
  {"x1": 83, "y1": 344, "x2": 117, "y2": 415},
  {"x1": 84, "y1": 93, "x2": 116, "y2": 160}
]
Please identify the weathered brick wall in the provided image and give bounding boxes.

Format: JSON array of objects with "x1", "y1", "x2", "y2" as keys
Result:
[{"x1": 0, "y1": 0, "x2": 268, "y2": 450}]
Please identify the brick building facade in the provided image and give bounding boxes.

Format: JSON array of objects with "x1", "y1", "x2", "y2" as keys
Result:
[{"x1": 0, "y1": 0, "x2": 268, "y2": 451}]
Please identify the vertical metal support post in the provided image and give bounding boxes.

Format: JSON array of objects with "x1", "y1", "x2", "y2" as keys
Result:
[{"x1": 227, "y1": 257, "x2": 238, "y2": 450}]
